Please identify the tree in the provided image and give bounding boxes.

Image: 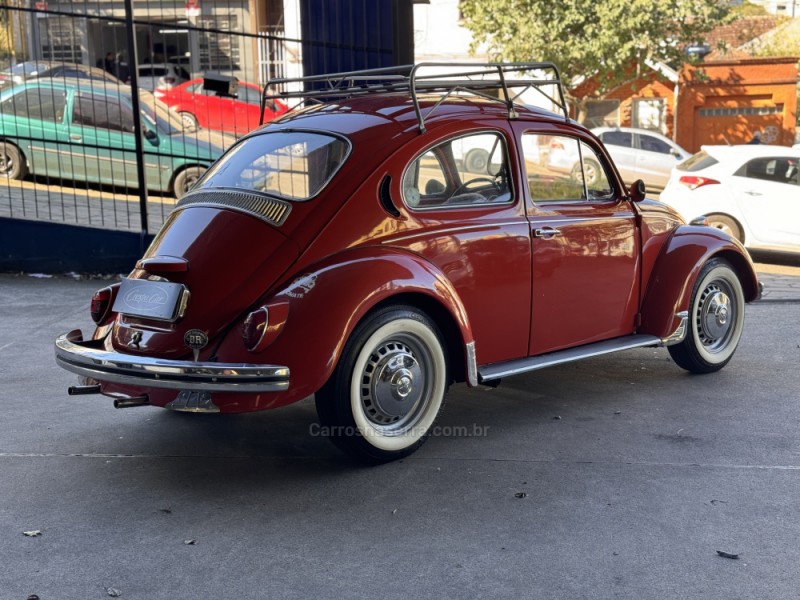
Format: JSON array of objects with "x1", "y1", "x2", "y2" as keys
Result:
[{"x1": 460, "y1": 0, "x2": 730, "y2": 99}]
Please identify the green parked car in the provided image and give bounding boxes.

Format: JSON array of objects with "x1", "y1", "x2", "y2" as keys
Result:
[{"x1": 0, "y1": 79, "x2": 229, "y2": 197}]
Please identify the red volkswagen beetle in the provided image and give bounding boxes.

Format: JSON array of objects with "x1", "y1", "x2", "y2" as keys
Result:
[
  {"x1": 55, "y1": 63, "x2": 760, "y2": 462},
  {"x1": 158, "y1": 78, "x2": 287, "y2": 135}
]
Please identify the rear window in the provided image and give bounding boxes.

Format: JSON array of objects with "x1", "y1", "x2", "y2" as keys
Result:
[
  {"x1": 140, "y1": 68, "x2": 167, "y2": 77},
  {"x1": 197, "y1": 131, "x2": 350, "y2": 200},
  {"x1": 677, "y1": 151, "x2": 718, "y2": 172}
]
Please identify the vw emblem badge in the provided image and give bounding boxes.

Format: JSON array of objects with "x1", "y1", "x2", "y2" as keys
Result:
[{"x1": 184, "y1": 329, "x2": 208, "y2": 362}]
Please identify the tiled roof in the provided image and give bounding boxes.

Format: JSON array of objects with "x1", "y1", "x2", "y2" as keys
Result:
[{"x1": 704, "y1": 16, "x2": 784, "y2": 60}]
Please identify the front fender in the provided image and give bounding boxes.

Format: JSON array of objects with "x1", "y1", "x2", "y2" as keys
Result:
[
  {"x1": 639, "y1": 225, "x2": 759, "y2": 339},
  {"x1": 214, "y1": 246, "x2": 475, "y2": 409}
]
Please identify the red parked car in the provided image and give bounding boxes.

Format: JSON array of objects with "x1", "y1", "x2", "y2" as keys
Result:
[
  {"x1": 158, "y1": 78, "x2": 287, "y2": 135},
  {"x1": 55, "y1": 63, "x2": 760, "y2": 463}
]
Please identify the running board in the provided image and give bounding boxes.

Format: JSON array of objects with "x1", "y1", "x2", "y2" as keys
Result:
[{"x1": 478, "y1": 335, "x2": 661, "y2": 382}]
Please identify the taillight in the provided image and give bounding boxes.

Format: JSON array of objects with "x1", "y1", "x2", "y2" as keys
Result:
[
  {"x1": 164, "y1": 77, "x2": 176, "y2": 84},
  {"x1": 90, "y1": 287, "x2": 113, "y2": 324},
  {"x1": 678, "y1": 175, "x2": 720, "y2": 190},
  {"x1": 242, "y1": 301, "x2": 289, "y2": 353}
]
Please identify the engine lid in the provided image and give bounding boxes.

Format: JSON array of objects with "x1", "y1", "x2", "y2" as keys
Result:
[{"x1": 111, "y1": 203, "x2": 299, "y2": 358}]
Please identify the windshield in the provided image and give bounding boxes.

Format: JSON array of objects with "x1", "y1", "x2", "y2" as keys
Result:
[
  {"x1": 138, "y1": 90, "x2": 184, "y2": 135},
  {"x1": 196, "y1": 131, "x2": 350, "y2": 200}
]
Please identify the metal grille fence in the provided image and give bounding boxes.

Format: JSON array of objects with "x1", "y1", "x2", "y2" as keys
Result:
[{"x1": 0, "y1": 0, "x2": 403, "y2": 238}]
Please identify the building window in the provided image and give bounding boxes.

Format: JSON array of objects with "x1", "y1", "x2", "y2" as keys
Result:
[
  {"x1": 583, "y1": 100, "x2": 620, "y2": 129},
  {"x1": 40, "y1": 17, "x2": 81, "y2": 62},
  {"x1": 699, "y1": 105, "x2": 783, "y2": 117},
  {"x1": 632, "y1": 98, "x2": 666, "y2": 133},
  {"x1": 197, "y1": 15, "x2": 241, "y2": 72}
]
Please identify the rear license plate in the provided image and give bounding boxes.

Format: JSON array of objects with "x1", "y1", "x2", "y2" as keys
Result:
[{"x1": 113, "y1": 278, "x2": 186, "y2": 322}]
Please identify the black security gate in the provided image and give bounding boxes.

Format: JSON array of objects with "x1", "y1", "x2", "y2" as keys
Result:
[{"x1": 0, "y1": 0, "x2": 413, "y2": 271}]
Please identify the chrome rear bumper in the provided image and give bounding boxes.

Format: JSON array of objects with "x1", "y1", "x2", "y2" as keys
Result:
[{"x1": 54, "y1": 329, "x2": 290, "y2": 393}]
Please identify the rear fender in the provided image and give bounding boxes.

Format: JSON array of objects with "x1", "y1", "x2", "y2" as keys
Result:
[
  {"x1": 214, "y1": 246, "x2": 475, "y2": 409},
  {"x1": 640, "y1": 225, "x2": 759, "y2": 339}
]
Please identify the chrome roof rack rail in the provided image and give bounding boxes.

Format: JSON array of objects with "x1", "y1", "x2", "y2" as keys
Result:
[{"x1": 260, "y1": 61, "x2": 569, "y2": 133}]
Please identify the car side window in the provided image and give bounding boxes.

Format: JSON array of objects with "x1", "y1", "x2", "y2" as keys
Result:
[
  {"x1": 601, "y1": 131, "x2": 632, "y2": 148},
  {"x1": 523, "y1": 133, "x2": 613, "y2": 202},
  {"x1": 0, "y1": 87, "x2": 67, "y2": 122},
  {"x1": 401, "y1": 132, "x2": 512, "y2": 209},
  {"x1": 736, "y1": 157, "x2": 800, "y2": 185},
  {"x1": 639, "y1": 135, "x2": 671, "y2": 154},
  {"x1": 238, "y1": 86, "x2": 261, "y2": 105},
  {"x1": 73, "y1": 94, "x2": 135, "y2": 133}
]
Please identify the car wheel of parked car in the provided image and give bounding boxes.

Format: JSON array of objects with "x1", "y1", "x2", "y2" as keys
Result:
[
  {"x1": 464, "y1": 148, "x2": 489, "y2": 172},
  {"x1": 0, "y1": 142, "x2": 27, "y2": 180},
  {"x1": 572, "y1": 159, "x2": 601, "y2": 187},
  {"x1": 315, "y1": 306, "x2": 448, "y2": 462},
  {"x1": 668, "y1": 258, "x2": 745, "y2": 374},
  {"x1": 178, "y1": 112, "x2": 198, "y2": 130},
  {"x1": 706, "y1": 214, "x2": 743, "y2": 243},
  {"x1": 173, "y1": 166, "x2": 205, "y2": 198}
]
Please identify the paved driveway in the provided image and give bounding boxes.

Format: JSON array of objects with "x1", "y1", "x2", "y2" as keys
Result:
[{"x1": 1, "y1": 270, "x2": 799, "y2": 599}]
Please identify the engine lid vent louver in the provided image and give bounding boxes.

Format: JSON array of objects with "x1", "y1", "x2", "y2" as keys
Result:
[{"x1": 176, "y1": 190, "x2": 292, "y2": 227}]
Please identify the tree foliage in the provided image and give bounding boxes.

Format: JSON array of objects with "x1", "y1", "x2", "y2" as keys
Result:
[{"x1": 460, "y1": 0, "x2": 731, "y2": 96}]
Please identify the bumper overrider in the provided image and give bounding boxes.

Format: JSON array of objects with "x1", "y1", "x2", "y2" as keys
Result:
[{"x1": 54, "y1": 329, "x2": 290, "y2": 393}]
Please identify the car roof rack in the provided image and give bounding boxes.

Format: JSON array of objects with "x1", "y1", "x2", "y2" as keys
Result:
[{"x1": 260, "y1": 62, "x2": 569, "y2": 133}]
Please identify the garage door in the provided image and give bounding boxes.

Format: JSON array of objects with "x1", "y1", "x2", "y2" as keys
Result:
[{"x1": 695, "y1": 103, "x2": 784, "y2": 148}]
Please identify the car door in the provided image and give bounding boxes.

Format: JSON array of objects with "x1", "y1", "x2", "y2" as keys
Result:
[
  {"x1": 731, "y1": 156, "x2": 800, "y2": 248},
  {"x1": 69, "y1": 91, "x2": 142, "y2": 188},
  {"x1": 394, "y1": 129, "x2": 533, "y2": 366},
  {"x1": 516, "y1": 125, "x2": 640, "y2": 356},
  {"x1": 634, "y1": 133, "x2": 682, "y2": 189},
  {"x1": 0, "y1": 85, "x2": 70, "y2": 178},
  {"x1": 598, "y1": 130, "x2": 636, "y2": 183}
]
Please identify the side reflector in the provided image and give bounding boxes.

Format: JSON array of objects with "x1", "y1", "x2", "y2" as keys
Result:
[{"x1": 678, "y1": 175, "x2": 720, "y2": 190}]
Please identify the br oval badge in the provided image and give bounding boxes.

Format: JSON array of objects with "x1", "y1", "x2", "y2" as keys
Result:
[{"x1": 184, "y1": 329, "x2": 208, "y2": 362}]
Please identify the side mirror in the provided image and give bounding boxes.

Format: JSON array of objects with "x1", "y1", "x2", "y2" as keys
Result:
[
  {"x1": 143, "y1": 128, "x2": 159, "y2": 145},
  {"x1": 629, "y1": 179, "x2": 646, "y2": 202}
]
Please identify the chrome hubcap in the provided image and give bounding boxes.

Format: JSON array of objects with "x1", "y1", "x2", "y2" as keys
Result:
[
  {"x1": 361, "y1": 340, "x2": 426, "y2": 428},
  {"x1": 697, "y1": 283, "x2": 735, "y2": 351}
]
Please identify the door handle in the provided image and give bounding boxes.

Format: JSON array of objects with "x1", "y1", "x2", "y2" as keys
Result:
[
  {"x1": 744, "y1": 191, "x2": 762, "y2": 196},
  {"x1": 534, "y1": 227, "x2": 562, "y2": 238},
  {"x1": 69, "y1": 134, "x2": 82, "y2": 142}
]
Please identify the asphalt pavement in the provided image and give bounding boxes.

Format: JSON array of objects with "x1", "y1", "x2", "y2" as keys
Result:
[{"x1": 1, "y1": 265, "x2": 799, "y2": 599}]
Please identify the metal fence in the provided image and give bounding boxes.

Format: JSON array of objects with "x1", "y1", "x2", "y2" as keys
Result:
[{"x1": 0, "y1": 0, "x2": 406, "y2": 237}]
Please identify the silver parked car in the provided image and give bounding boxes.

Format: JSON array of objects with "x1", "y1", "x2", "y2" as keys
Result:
[{"x1": 592, "y1": 127, "x2": 691, "y2": 190}]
